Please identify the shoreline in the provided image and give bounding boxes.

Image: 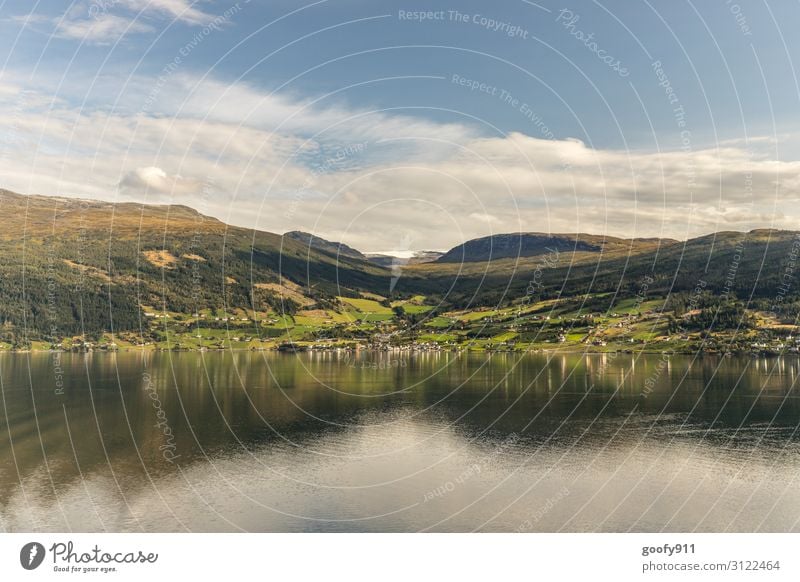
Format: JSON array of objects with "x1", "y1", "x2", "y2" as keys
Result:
[{"x1": 2, "y1": 345, "x2": 795, "y2": 357}]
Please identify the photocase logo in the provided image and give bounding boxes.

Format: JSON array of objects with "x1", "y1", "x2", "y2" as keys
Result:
[{"x1": 20, "y1": 542, "x2": 46, "y2": 570}]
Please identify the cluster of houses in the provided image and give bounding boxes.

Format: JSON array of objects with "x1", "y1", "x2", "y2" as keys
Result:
[{"x1": 749, "y1": 335, "x2": 800, "y2": 354}]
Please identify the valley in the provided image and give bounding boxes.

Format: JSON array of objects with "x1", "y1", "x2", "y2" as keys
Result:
[{"x1": 1, "y1": 189, "x2": 798, "y2": 355}]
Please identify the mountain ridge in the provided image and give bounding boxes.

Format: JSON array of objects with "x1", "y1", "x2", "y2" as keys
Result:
[
  {"x1": 282, "y1": 230, "x2": 367, "y2": 260},
  {"x1": 435, "y1": 232, "x2": 680, "y2": 263},
  {"x1": 1, "y1": 188, "x2": 799, "y2": 349}
]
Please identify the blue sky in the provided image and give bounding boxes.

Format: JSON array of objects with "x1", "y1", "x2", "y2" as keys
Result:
[{"x1": 1, "y1": 0, "x2": 800, "y2": 251}]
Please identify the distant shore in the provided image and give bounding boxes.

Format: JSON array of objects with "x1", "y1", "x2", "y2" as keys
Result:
[{"x1": 2, "y1": 343, "x2": 795, "y2": 357}]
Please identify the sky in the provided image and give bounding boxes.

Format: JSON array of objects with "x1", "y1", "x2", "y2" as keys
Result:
[{"x1": 1, "y1": 0, "x2": 800, "y2": 252}]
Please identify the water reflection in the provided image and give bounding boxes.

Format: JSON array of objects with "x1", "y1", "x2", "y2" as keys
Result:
[{"x1": 1, "y1": 351, "x2": 799, "y2": 532}]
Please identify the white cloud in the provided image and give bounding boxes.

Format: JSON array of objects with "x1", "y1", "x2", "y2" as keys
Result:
[
  {"x1": 17, "y1": 0, "x2": 218, "y2": 45},
  {"x1": 469, "y1": 212, "x2": 501, "y2": 224},
  {"x1": 118, "y1": 0, "x2": 216, "y2": 26},
  {"x1": 130, "y1": 74, "x2": 476, "y2": 154},
  {"x1": 1, "y1": 71, "x2": 800, "y2": 252},
  {"x1": 55, "y1": 12, "x2": 154, "y2": 43},
  {"x1": 293, "y1": 133, "x2": 800, "y2": 251},
  {"x1": 118, "y1": 166, "x2": 201, "y2": 196}
]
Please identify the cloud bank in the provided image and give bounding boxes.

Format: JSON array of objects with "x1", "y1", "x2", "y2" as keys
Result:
[{"x1": 0, "y1": 70, "x2": 796, "y2": 253}]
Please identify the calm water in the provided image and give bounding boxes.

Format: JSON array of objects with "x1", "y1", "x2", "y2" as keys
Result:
[{"x1": 2, "y1": 350, "x2": 800, "y2": 532}]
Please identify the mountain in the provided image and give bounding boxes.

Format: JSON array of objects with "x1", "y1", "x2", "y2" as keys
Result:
[
  {"x1": 0, "y1": 189, "x2": 390, "y2": 343},
  {"x1": 282, "y1": 230, "x2": 366, "y2": 260},
  {"x1": 401, "y1": 228, "x2": 798, "y2": 312},
  {"x1": 436, "y1": 232, "x2": 673, "y2": 263},
  {"x1": 1, "y1": 188, "x2": 799, "y2": 348},
  {"x1": 409, "y1": 250, "x2": 446, "y2": 264},
  {"x1": 281, "y1": 232, "x2": 444, "y2": 267}
]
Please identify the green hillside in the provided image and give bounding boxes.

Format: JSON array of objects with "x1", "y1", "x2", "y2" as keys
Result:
[
  {"x1": 1, "y1": 189, "x2": 798, "y2": 354},
  {"x1": 0, "y1": 189, "x2": 390, "y2": 347}
]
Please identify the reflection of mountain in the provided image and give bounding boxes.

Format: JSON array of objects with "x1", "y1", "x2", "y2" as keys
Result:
[
  {"x1": 2, "y1": 351, "x2": 800, "y2": 531},
  {"x1": 3, "y1": 353, "x2": 799, "y2": 501}
]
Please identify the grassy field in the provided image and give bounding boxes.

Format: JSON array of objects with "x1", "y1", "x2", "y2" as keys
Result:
[{"x1": 12, "y1": 286, "x2": 797, "y2": 356}]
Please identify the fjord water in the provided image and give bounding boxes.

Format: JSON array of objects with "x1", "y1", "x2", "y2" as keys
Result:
[{"x1": 2, "y1": 351, "x2": 800, "y2": 532}]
